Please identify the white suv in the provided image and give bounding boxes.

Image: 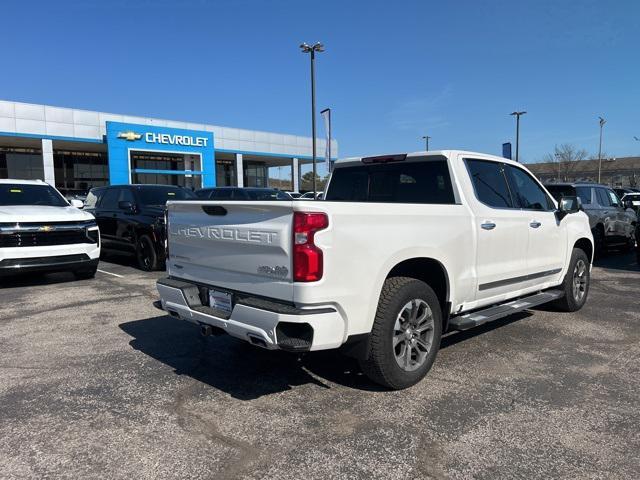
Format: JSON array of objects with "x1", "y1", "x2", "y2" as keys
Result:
[{"x1": 0, "y1": 179, "x2": 100, "y2": 279}]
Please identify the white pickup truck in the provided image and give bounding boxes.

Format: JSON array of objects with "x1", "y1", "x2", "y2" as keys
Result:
[{"x1": 156, "y1": 151, "x2": 593, "y2": 389}]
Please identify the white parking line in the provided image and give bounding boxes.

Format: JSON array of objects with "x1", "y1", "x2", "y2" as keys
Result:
[{"x1": 97, "y1": 269, "x2": 124, "y2": 278}]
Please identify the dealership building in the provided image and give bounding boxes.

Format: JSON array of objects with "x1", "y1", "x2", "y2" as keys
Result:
[{"x1": 0, "y1": 100, "x2": 337, "y2": 195}]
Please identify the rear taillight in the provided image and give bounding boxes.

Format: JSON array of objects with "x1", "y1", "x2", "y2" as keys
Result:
[{"x1": 293, "y1": 212, "x2": 328, "y2": 282}]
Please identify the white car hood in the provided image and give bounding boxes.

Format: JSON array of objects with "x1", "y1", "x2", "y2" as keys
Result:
[{"x1": 0, "y1": 205, "x2": 95, "y2": 224}]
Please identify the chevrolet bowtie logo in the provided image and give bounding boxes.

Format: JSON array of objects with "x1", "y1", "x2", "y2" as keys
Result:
[
  {"x1": 39, "y1": 226, "x2": 53, "y2": 232},
  {"x1": 117, "y1": 131, "x2": 142, "y2": 141}
]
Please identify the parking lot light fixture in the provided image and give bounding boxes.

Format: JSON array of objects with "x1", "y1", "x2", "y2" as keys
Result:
[
  {"x1": 422, "y1": 135, "x2": 431, "y2": 151},
  {"x1": 598, "y1": 116, "x2": 606, "y2": 183},
  {"x1": 300, "y1": 42, "x2": 325, "y2": 198},
  {"x1": 510, "y1": 111, "x2": 527, "y2": 162}
]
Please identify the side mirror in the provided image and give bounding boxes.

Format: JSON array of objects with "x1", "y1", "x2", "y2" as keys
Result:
[
  {"x1": 556, "y1": 195, "x2": 581, "y2": 221},
  {"x1": 70, "y1": 199, "x2": 84, "y2": 209},
  {"x1": 624, "y1": 199, "x2": 634, "y2": 210},
  {"x1": 118, "y1": 200, "x2": 135, "y2": 212}
]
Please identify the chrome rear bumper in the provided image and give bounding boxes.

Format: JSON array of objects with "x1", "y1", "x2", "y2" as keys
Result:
[{"x1": 156, "y1": 277, "x2": 346, "y2": 352}]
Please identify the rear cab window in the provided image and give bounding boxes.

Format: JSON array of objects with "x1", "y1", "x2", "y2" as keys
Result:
[
  {"x1": 465, "y1": 159, "x2": 513, "y2": 208},
  {"x1": 325, "y1": 157, "x2": 456, "y2": 204}
]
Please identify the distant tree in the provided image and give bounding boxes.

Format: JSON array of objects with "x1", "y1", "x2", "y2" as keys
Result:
[
  {"x1": 543, "y1": 144, "x2": 589, "y2": 182},
  {"x1": 300, "y1": 171, "x2": 328, "y2": 192}
]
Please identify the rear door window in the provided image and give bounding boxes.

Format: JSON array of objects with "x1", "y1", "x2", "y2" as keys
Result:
[
  {"x1": 575, "y1": 187, "x2": 592, "y2": 204},
  {"x1": 595, "y1": 188, "x2": 610, "y2": 207},
  {"x1": 465, "y1": 159, "x2": 513, "y2": 208},
  {"x1": 325, "y1": 158, "x2": 455, "y2": 204}
]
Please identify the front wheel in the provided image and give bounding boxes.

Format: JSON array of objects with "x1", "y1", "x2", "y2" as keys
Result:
[
  {"x1": 136, "y1": 234, "x2": 159, "y2": 271},
  {"x1": 552, "y1": 248, "x2": 590, "y2": 312},
  {"x1": 359, "y1": 277, "x2": 442, "y2": 390}
]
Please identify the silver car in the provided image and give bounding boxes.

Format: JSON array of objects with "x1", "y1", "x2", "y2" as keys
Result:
[{"x1": 546, "y1": 182, "x2": 637, "y2": 253}]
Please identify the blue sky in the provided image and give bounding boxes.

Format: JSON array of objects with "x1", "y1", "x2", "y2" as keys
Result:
[{"x1": 1, "y1": 0, "x2": 639, "y2": 169}]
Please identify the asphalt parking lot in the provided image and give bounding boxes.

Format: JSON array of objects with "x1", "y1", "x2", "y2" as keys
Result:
[{"x1": 1, "y1": 253, "x2": 639, "y2": 479}]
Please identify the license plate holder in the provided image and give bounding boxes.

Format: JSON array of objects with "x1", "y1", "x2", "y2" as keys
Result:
[{"x1": 209, "y1": 289, "x2": 233, "y2": 314}]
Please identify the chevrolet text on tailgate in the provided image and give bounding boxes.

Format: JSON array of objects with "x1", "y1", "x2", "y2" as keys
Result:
[{"x1": 156, "y1": 150, "x2": 593, "y2": 389}]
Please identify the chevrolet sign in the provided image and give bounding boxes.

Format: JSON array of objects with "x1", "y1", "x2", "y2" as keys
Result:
[{"x1": 145, "y1": 132, "x2": 208, "y2": 147}]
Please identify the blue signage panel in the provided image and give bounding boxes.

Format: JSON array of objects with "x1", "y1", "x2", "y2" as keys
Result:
[
  {"x1": 106, "y1": 121, "x2": 215, "y2": 187},
  {"x1": 502, "y1": 142, "x2": 512, "y2": 160}
]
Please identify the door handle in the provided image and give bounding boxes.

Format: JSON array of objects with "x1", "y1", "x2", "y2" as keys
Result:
[
  {"x1": 529, "y1": 221, "x2": 542, "y2": 228},
  {"x1": 481, "y1": 222, "x2": 496, "y2": 230}
]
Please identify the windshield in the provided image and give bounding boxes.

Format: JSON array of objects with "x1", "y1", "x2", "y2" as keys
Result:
[
  {"x1": 135, "y1": 186, "x2": 197, "y2": 206},
  {"x1": 0, "y1": 183, "x2": 68, "y2": 207}
]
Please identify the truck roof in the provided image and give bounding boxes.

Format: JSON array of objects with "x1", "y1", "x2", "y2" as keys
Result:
[
  {"x1": 335, "y1": 150, "x2": 518, "y2": 166},
  {"x1": 0, "y1": 178, "x2": 47, "y2": 185}
]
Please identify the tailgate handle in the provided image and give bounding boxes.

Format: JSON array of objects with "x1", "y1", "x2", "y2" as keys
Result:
[{"x1": 201, "y1": 206, "x2": 227, "y2": 216}]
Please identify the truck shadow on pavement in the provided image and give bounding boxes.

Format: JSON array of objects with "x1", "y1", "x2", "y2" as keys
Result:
[
  {"x1": 0, "y1": 271, "x2": 82, "y2": 289},
  {"x1": 120, "y1": 315, "x2": 378, "y2": 399},
  {"x1": 120, "y1": 310, "x2": 535, "y2": 398},
  {"x1": 592, "y1": 251, "x2": 639, "y2": 273}
]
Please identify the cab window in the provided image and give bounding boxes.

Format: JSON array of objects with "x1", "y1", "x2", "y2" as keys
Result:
[{"x1": 504, "y1": 165, "x2": 554, "y2": 210}]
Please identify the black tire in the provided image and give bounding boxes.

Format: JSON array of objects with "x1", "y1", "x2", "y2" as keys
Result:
[
  {"x1": 74, "y1": 266, "x2": 97, "y2": 280},
  {"x1": 551, "y1": 248, "x2": 590, "y2": 312},
  {"x1": 136, "y1": 234, "x2": 158, "y2": 271},
  {"x1": 359, "y1": 277, "x2": 442, "y2": 390}
]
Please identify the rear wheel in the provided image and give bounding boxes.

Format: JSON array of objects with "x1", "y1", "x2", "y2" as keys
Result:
[
  {"x1": 136, "y1": 234, "x2": 158, "y2": 271},
  {"x1": 359, "y1": 277, "x2": 442, "y2": 390},
  {"x1": 552, "y1": 248, "x2": 590, "y2": 312}
]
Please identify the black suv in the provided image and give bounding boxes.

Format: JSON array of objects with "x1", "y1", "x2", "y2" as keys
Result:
[
  {"x1": 195, "y1": 187, "x2": 292, "y2": 201},
  {"x1": 545, "y1": 182, "x2": 637, "y2": 253},
  {"x1": 85, "y1": 185, "x2": 196, "y2": 271}
]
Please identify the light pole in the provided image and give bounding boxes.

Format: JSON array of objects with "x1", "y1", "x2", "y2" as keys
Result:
[
  {"x1": 300, "y1": 42, "x2": 324, "y2": 198},
  {"x1": 510, "y1": 111, "x2": 526, "y2": 162},
  {"x1": 597, "y1": 116, "x2": 606, "y2": 183},
  {"x1": 422, "y1": 135, "x2": 431, "y2": 151}
]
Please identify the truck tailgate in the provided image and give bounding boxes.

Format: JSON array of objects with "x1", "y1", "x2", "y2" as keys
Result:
[{"x1": 166, "y1": 201, "x2": 294, "y2": 301}]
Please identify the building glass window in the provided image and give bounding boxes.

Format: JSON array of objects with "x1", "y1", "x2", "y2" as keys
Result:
[
  {"x1": 216, "y1": 159, "x2": 236, "y2": 186},
  {"x1": 244, "y1": 162, "x2": 267, "y2": 187},
  {"x1": 53, "y1": 150, "x2": 109, "y2": 195},
  {"x1": 130, "y1": 151, "x2": 202, "y2": 190},
  {"x1": 0, "y1": 147, "x2": 44, "y2": 180}
]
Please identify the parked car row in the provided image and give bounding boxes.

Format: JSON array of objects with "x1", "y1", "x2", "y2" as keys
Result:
[
  {"x1": 544, "y1": 182, "x2": 637, "y2": 254},
  {"x1": 1, "y1": 174, "x2": 637, "y2": 281}
]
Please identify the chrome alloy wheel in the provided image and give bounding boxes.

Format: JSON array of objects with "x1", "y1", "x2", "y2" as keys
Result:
[
  {"x1": 393, "y1": 299, "x2": 435, "y2": 372},
  {"x1": 572, "y1": 259, "x2": 588, "y2": 302}
]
